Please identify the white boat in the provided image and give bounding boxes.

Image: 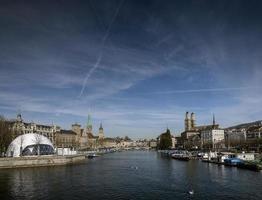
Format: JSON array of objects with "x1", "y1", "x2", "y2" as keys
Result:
[{"x1": 172, "y1": 153, "x2": 190, "y2": 161}]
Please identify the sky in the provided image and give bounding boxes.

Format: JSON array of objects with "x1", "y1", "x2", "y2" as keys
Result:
[{"x1": 0, "y1": 0, "x2": 262, "y2": 139}]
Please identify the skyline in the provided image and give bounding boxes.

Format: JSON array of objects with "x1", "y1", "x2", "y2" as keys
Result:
[{"x1": 0, "y1": 0, "x2": 262, "y2": 139}]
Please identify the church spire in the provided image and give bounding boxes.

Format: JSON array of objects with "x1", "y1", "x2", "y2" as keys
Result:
[
  {"x1": 17, "y1": 112, "x2": 22, "y2": 122},
  {"x1": 87, "y1": 114, "x2": 91, "y2": 126},
  {"x1": 86, "y1": 114, "x2": 92, "y2": 134},
  {"x1": 213, "y1": 113, "x2": 216, "y2": 126},
  {"x1": 98, "y1": 122, "x2": 104, "y2": 139}
]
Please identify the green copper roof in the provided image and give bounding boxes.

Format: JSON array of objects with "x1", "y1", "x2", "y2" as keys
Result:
[{"x1": 87, "y1": 114, "x2": 92, "y2": 127}]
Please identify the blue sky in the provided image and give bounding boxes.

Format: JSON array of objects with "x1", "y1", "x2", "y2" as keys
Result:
[{"x1": 0, "y1": 0, "x2": 262, "y2": 139}]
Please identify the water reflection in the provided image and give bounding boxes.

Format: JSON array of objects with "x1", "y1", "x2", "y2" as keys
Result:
[{"x1": 0, "y1": 151, "x2": 261, "y2": 200}]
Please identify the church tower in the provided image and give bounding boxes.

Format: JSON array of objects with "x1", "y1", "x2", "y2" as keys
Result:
[
  {"x1": 212, "y1": 113, "x2": 216, "y2": 128},
  {"x1": 191, "y1": 112, "x2": 196, "y2": 130},
  {"x1": 17, "y1": 113, "x2": 23, "y2": 122},
  {"x1": 185, "y1": 112, "x2": 192, "y2": 131},
  {"x1": 98, "y1": 123, "x2": 104, "y2": 139},
  {"x1": 86, "y1": 114, "x2": 92, "y2": 134}
]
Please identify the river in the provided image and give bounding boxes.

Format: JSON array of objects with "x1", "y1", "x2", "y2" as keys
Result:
[{"x1": 0, "y1": 151, "x2": 261, "y2": 200}]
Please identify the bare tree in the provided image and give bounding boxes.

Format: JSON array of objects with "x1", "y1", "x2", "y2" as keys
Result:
[
  {"x1": 19, "y1": 135, "x2": 24, "y2": 157},
  {"x1": 34, "y1": 134, "x2": 42, "y2": 156},
  {"x1": 0, "y1": 116, "x2": 14, "y2": 156}
]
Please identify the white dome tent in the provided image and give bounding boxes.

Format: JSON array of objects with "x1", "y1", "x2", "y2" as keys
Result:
[{"x1": 7, "y1": 133, "x2": 55, "y2": 157}]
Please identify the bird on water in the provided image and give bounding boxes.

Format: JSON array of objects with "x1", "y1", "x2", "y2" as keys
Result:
[{"x1": 188, "y1": 190, "x2": 194, "y2": 195}]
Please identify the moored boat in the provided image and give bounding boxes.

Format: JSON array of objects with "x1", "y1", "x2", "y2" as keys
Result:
[
  {"x1": 224, "y1": 158, "x2": 243, "y2": 166},
  {"x1": 172, "y1": 153, "x2": 190, "y2": 161},
  {"x1": 86, "y1": 153, "x2": 100, "y2": 159}
]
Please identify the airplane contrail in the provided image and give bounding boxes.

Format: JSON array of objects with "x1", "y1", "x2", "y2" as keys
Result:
[
  {"x1": 79, "y1": 0, "x2": 125, "y2": 98},
  {"x1": 144, "y1": 86, "x2": 261, "y2": 95},
  {"x1": 79, "y1": 53, "x2": 103, "y2": 97}
]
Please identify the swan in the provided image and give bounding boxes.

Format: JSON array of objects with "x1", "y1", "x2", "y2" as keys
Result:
[{"x1": 188, "y1": 190, "x2": 194, "y2": 195}]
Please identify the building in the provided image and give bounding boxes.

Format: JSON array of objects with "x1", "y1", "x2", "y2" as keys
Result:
[
  {"x1": 86, "y1": 114, "x2": 92, "y2": 134},
  {"x1": 201, "y1": 129, "x2": 225, "y2": 150},
  {"x1": 181, "y1": 112, "x2": 200, "y2": 141},
  {"x1": 119, "y1": 140, "x2": 133, "y2": 148},
  {"x1": 171, "y1": 136, "x2": 184, "y2": 149},
  {"x1": 184, "y1": 134, "x2": 201, "y2": 150},
  {"x1": 184, "y1": 112, "x2": 195, "y2": 131},
  {"x1": 181, "y1": 112, "x2": 202, "y2": 149},
  {"x1": 9, "y1": 114, "x2": 60, "y2": 144},
  {"x1": 200, "y1": 114, "x2": 224, "y2": 149},
  {"x1": 98, "y1": 123, "x2": 104, "y2": 140},
  {"x1": 69, "y1": 114, "x2": 100, "y2": 150},
  {"x1": 225, "y1": 128, "x2": 247, "y2": 149},
  {"x1": 246, "y1": 126, "x2": 262, "y2": 139},
  {"x1": 245, "y1": 126, "x2": 262, "y2": 151},
  {"x1": 181, "y1": 112, "x2": 224, "y2": 150},
  {"x1": 149, "y1": 140, "x2": 157, "y2": 148},
  {"x1": 225, "y1": 121, "x2": 262, "y2": 151},
  {"x1": 8, "y1": 113, "x2": 106, "y2": 150},
  {"x1": 102, "y1": 138, "x2": 118, "y2": 148},
  {"x1": 7, "y1": 113, "x2": 138, "y2": 151},
  {"x1": 55, "y1": 130, "x2": 77, "y2": 148}
]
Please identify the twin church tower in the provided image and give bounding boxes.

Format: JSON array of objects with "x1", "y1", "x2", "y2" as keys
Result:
[
  {"x1": 184, "y1": 111, "x2": 216, "y2": 131},
  {"x1": 185, "y1": 112, "x2": 196, "y2": 131}
]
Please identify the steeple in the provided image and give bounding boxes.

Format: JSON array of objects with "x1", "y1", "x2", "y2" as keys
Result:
[
  {"x1": 191, "y1": 112, "x2": 195, "y2": 129},
  {"x1": 17, "y1": 113, "x2": 23, "y2": 122},
  {"x1": 86, "y1": 114, "x2": 92, "y2": 134},
  {"x1": 87, "y1": 114, "x2": 92, "y2": 126},
  {"x1": 98, "y1": 122, "x2": 104, "y2": 139},
  {"x1": 213, "y1": 113, "x2": 216, "y2": 126},
  {"x1": 185, "y1": 111, "x2": 192, "y2": 131},
  {"x1": 99, "y1": 122, "x2": 103, "y2": 130}
]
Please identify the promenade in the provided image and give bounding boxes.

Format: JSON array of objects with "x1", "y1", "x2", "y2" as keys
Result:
[{"x1": 0, "y1": 155, "x2": 86, "y2": 169}]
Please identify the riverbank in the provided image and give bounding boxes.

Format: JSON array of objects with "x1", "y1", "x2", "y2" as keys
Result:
[
  {"x1": 158, "y1": 150, "x2": 262, "y2": 171},
  {"x1": 0, "y1": 155, "x2": 86, "y2": 169}
]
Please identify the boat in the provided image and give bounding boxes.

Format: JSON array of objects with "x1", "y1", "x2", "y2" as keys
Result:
[
  {"x1": 237, "y1": 160, "x2": 262, "y2": 171},
  {"x1": 224, "y1": 158, "x2": 243, "y2": 166},
  {"x1": 86, "y1": 153, "x2": 100, "y2": 159},
  {"x1": 172, "y1": 153, "x2": 190, "y2": 161}
]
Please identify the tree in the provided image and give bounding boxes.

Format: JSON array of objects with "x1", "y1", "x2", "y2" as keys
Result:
[
  {"x1": 34, "y1": 134, "x2": 42, "y2": 156},
  {"x1": 19, "y1": 135, "x2": 25, "y2": 157},
  {"x1": 158, "y1": 129, "x2": 172, "y2": 150},
  {"x1": 124, "y1": 136, "x2": 131, "y2": 141},
  {"x1": 0, "y1": 116, "x2": 14, "y2": 156}
]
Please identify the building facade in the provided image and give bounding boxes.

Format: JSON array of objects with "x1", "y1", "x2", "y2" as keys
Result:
[
  {"x1": 55, "y1": 130, "x2": 77, "y2": 148},
  {"x1": 8, "y1": 114, "x2": 106, "y2": 150},
  {"x1": 181, "y1": 112, "x2": 224, "y2": 150},
  {"x1": 98, "y1": 123, "x2": 104, "y2": 140},
  {"x1": 225, "y1": 123, "x2": 262, "y2": 151},
  {"x1": 10, "y1": 114, "x2": 60, "y2": 145},
  {"x1": 225, "y1": 128, "x2": 247, "y2": 149},
  {"x1": 201, "y1": 129, "x2": 225, "y2": 149}
]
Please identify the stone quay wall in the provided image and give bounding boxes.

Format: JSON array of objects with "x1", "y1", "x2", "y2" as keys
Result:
[{"x1": 0, "y1": 155, "x2": 86, "y2": 169}]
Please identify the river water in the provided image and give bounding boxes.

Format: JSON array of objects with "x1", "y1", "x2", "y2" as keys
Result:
[{"x1": 0, "y1": 151, "x2": 261, "y2": 200}]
